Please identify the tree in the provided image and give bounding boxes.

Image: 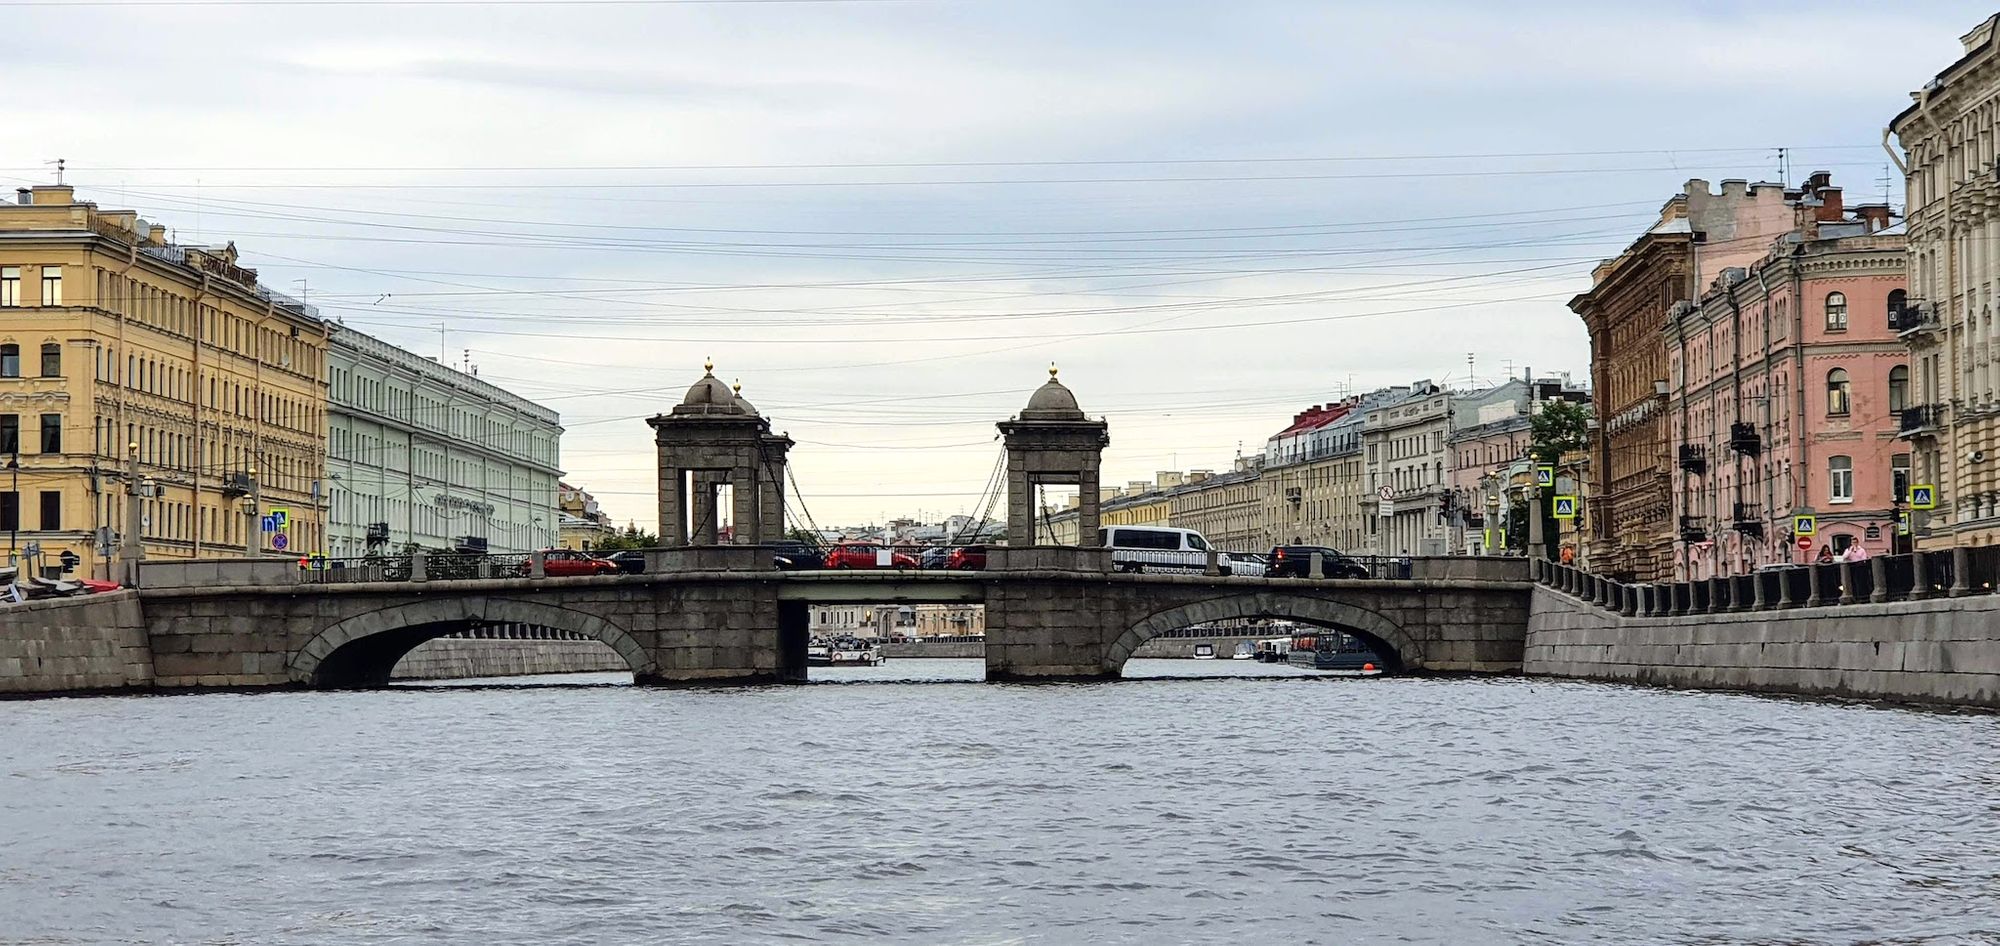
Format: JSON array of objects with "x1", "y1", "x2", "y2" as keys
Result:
[
  {"x1": 594, "y1": 525, "x2": 659, "y2": 551},
  {"x1": 785, "y1": 526, "x2": 823, "y2": 547},
  {"x1": 1529, "y1": 399, "x2": 1591, "y2": 463}
]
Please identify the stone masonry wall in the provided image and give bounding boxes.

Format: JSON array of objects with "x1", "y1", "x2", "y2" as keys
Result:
[
  {"x1": 390, "y1": 638, "x2": 631, "y2": 680},
  {"x1": 0, "y1": 592, "x2": 154, "y2": 694},
  {"x1": 1526, "y1": 585, "x2": 2000, "y2": 707}
]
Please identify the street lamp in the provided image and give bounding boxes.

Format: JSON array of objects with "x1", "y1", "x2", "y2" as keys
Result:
[{"x1": 6, "y1": 449, "x2": 18, "y2": 567}]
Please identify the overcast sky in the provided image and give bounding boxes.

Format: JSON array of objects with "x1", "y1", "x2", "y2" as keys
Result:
[{"x1": 3, "y1": 0, "x2": 1985, "y2": 528}]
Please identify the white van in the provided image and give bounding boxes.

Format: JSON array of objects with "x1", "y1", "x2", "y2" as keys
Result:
[{"x1": 1098, "y1": 526, "x2": 1230, "y2": 574}]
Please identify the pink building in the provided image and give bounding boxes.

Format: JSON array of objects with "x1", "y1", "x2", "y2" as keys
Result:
[{"x1": 1666, "y1": 172, "x2": 1906, "y2": 579}]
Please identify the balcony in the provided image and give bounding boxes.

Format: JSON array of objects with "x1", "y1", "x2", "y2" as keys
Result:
[
  {"x1": 1891, "y1": 301, "x2": 1939, "y2": 338},
  {"x1": 1898, "y1": 403, "x2": 1944, "y2": 438},
  {"x1": 1679, "y1": 516, "x2": 1708, "y2": 544},
  {"x1": 1677, "y1": 444, "x2": 1707, "y2": 474},
  {"x1": 1732, "y1": 502, "x2": 1763, "y2": 538},
  {"x1": 1728, "y1": 422, "x2": 1761, "y2": 456},
  {"x1": 220, "y1": 471, "x2": 253, "y2": 497}
]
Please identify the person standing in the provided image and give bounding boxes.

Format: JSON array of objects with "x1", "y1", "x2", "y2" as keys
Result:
[{"x1": 1816, "y1": 545, "x2": 1835, "y2": 565}]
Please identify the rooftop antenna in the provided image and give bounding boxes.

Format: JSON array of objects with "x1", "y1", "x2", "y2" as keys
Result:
[
  {"x1": 1466, "y1": 352, "x2": 1476, "y2": 387},
  {"x1": 45, "y1": 158, "x2": 64, "y2": 185},
  {"x1": 1776, "y1": 147, "x2": 1789, "y2": 187},
  {"x1": 1879, "y1": 163, "x2": 1893, "y2": 208}
]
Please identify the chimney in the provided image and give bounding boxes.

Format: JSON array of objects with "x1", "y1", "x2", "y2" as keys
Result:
[
  {"x1": 1814, "y1": 185, "x2": 1843, "y2": 222},
  {"x1": 29, "y1": 185, "x2": 74, "y2": 205},
  {"x1": 14, "y1": 188, "x2": 28, "y2": 205},
  {"x1": 145, "y1": 224, "x2": 168, "y2": 247},
  {"x1": 1720, "y1": 179, "x2": 1748, "y2": 199},
  {"x1": 1852, "y1": 203, "x2": 1893, "y2": 232}
]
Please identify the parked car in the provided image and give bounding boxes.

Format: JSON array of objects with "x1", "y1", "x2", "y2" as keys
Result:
[
  {"x1": 919, "y1": 546, "x2": 955, "y2": 570},
  {"x1": 822, "y1": 542, "x2": 919, "y2": 570},
  {"x1": 1099, "y1": 526, "x2": 1230, "y2": 574},
  {"x1": 945, "y1": 545, "x2": 988, "y2": 571},
  {"x1": 603, "y1": 550, "x2": 647, "y2": 574},
  {"x1": 524, "y1": 548, "x2": 621, "y2": 577},
  {"x1": 1264, "y1": 545, "x2": 1368, "y2": 579},
  {"x1": 769, "y1": 540, "x2": 825, "y2": 570}
]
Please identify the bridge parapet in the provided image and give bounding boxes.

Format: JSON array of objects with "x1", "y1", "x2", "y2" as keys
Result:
[
  {"x1": 140, "y1": 559, "x2": 301, "y2": 590},
  {"x1": 988, "y1": 546, "x2": 1110, "y2": 572},
  {"x1": 645, "y1": 546, "x2": 769, "y2": 573}
]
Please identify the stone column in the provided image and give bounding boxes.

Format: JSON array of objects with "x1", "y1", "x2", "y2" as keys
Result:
[
  {"x1": 1619, "y1": 584, "x2": 1637, "y2": 617},
  {"x1": 1775, "y1": 568, "x2": 1793, "y2": 609},
  {"x1": 1751, "y1": 571, "x2": 1767, "y2": 611},
  {"x1": 1706, "y1": 576, "x2": 1724, "y2": 614},
  {"x1": 731, "y1": 463, "x2": 758, "y2": 545},
  {"x1": 1950, "y1": 547, "x2": 1972, "y2": 597},
  {"x1": 1004, "y1": 452, "x2": 1030, "y2": 545},
  {"x1": 1078, "y1": 462, "x2": 1103, "y2": 546},
  {"x1": 1806, "y1": 564, "x2": 1822, "y2": 608},
  {"x1": 1869, "y1": 557, "x2": 1889, "y2": 604},
  {"x1": 1911, "y1": 552, "x2": 1931, "y2": 600},
  {"x1": 1837, "y1": 561, "x2": 1856, "y2": 605},
  {"x1": 660, "y1": 465, "x2": 687, "y2": 546},
  {"x1": 690, "y1": 471, "x2": 719, "y2": 545}
]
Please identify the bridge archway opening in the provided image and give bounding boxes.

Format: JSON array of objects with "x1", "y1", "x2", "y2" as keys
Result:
[
  {"x1": 1110, "y1": 594, "x2": 1418, "y2": 678},
  {"x1": 292, "y1": 599, "x2": 650, "y2": 688},
  {"x1": 792, "y1": 600, "x2": 988, "y2": 682}
]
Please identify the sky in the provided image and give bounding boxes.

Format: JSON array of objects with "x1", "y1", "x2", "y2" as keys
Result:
[{"x1": 1, "y1": 0, "x2": 1985, "y2": 529}]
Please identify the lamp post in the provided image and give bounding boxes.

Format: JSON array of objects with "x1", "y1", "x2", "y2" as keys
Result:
[{"x1": 6, "y1": 448, "x2": 18, "y2": 568}]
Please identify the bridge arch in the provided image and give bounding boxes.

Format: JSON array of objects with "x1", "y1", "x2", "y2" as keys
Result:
[
  {"x1": 1109, "y1": 592, "x2": 1421, "y2": 674},
  {"x1": 290, "y1": 597, "x2": 652, "y2": 687}
]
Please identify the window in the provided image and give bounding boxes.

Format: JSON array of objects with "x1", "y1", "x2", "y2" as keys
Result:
[
  {"x1": 1889, "y1": 365, "x2": 1909, "y2": 412},
  {"x1": 1830, "y1": 456, "x2": 1854, "y2": 503},
  {"x1": 1888, "y1": 288, "x2": 1908, "y2": 321},
  {"x1": 1827, "y1": 368, "x2": 1851, "y2": 416},
  {"x1": 38, "y1": 491, "x2": 58, "y2": 531},
  {"x1": 39, "y1": 414, "x2": 59, "y2": 453},
  {"x1": 0, "y1": 267, "x2": 16, "y2": 307},
  {"x1": 1825, "y1": 291, "x2": 1848, "y2": 332},
  {"x1": 39, "y1": 342, "x2": 59, "y2": 378},
  {"x1": 1893, "y1": 453, "x2": 1911, "y2": 502},
  {"x1": 0, "y1": 415, "x2": 14, "y2": 455},
  {"x1": 0, "y1": 344, "x2": 16, "y2": 378},
  {"x1": 0, "y1": 492, "x2": 14, "y2": 533},
  {"x1": 40, "y1": 267, "x2": 60, "y2": 306}
]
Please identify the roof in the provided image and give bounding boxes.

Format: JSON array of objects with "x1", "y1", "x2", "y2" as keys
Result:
[{"x1": 1268, "y1": 402, "x2": 1352, "y2": 441}]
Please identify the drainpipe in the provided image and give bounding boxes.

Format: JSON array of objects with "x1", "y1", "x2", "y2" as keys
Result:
[
  {"x1": 1914, "y1": 85, "x2": 1957, "y2": 538},
  {"x1": 107, "y1": 238, "x2": 139, "y2": 580},
  {"x1": 190, "y1": 275, "x2": 210, "y2": 558}
]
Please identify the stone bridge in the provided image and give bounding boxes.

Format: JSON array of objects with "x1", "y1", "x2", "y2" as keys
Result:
[{"x1": 129, "y1": 551, "x2": 1532, "y2": 688}]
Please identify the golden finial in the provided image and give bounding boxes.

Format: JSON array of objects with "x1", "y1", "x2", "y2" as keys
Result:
[
  {"x1": 703, "y1": 356, "x2": 714, "y2": 375},
  {"x1": 732, "y1": 379, "x2": 742, "y2": 396},
  {"x1": 1048, "y1": 361, "x2": 1059, "y2": 380}
]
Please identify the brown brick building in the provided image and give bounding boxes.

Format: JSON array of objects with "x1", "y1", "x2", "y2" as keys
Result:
[{"x1": 1570, "y1": 180, "x2": 1796, "y2": 580}]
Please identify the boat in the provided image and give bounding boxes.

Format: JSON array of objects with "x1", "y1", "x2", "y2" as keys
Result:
[
  {"x1": 1231, "y1": 640, "x2": 1256, "y2": 659},
  {"x1": 808, "y1": 634, "x2": 884, "y2": 667},
  {"x1": 1285, "y1": 630, "x2": 1381, "y2": 671},
  {"x1": 1192, "y1": 643, "x2": 1217, "y2": 659},
  {"x1": 1254, "y1": 637, "x2": 1290, "y2": 662}
]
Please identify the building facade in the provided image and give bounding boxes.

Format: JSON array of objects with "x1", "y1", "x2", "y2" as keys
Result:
[
  {"x1": 1167, "y1": 461, "x2": 1264, "y2": 551},
  {"x1": 1260, "y1": 401, "x2": 1365, "y2": 550},
  {"x1": 558, "y1": 481, "x2": 617, "y2": 551},
  {"x1": 1446, "y1": 375, "x2": 1592, "y2": 555},
  {"x1": 325, "y1": 326, "x2": 561, "y2": 558},
  {"x1": 0, "y1": 185, "x2": 327, "y2": 579},
  {"x1": 1892, "y1": 14, "x2": 2000, "y2": 548},
  {"x1": 1571, "y1": 179, "x2": 1797, "y2": 580},
  {"x1": 1668, "y1": 174, "x2": 1906, "y2": 578},
  {"x1": 1361, "y1": 382, "x2": 1449, "y2": 556}
]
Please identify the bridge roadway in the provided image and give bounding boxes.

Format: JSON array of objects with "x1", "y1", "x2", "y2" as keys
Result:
[{"x1": 132, "y1": 549, "x2": 1533, "y2": 688}]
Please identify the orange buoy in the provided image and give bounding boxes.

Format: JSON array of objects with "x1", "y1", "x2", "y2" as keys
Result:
[{"x1": 1362, "y1": 662, "x2": 1376, "y2": 672}]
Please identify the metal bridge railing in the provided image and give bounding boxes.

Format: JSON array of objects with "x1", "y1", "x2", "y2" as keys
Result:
[{"x1": 1534, "y1": 544, "x2": 2000, "y2": 616}]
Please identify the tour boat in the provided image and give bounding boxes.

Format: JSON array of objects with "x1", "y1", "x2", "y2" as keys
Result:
[
  {"x1": 1285, "y1": 630, "x2": 1379, "y2": 671},
  {"x1": 1231, "y1": 640, "x2": 1257, "y2": 659},
  {"x1": 808, "y1": 635, "x2": 883, "y2": 667},
  {"x1": 1192, "y1": 643, "x2": 1217, "y2": 659},
  {"x1": 1254, "y1": 637, "x2": 1291, "y2": 662}
]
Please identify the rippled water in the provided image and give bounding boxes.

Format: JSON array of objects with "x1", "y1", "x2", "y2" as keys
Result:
[{"x1": 5, "y1": 661, "x2": 1998, "y2": 945}]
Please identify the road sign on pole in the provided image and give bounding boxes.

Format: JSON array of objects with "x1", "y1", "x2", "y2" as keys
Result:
[
  {"x1": 1535, "y1": 465, "x2": 1555, "y2": 488},
  {"x1": 1795, "y1": 535, "x2": 1812, "y2": 553},
  {"x1": 271, "y1": 532, "x2": 289, "y2": 551},
  {"x1": 1910, "y1": 485, "x2": 1936, "y2": 510},
  {"x1": 1552, "y1": 495, "x2": 1578, "y2": 520},
  {"x1": 1793, "y1": 514, "x2": 1816, "y2": 536}
]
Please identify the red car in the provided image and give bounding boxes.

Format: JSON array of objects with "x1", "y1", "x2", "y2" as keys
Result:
[
  {"x1": 945, "y1": 545, "x2": 987, "y2": 570},
  {"x1": 523, "y1": 549, "x2": 621, "y2": 577},
  {"x1": 822, "y1": 542, "x2": 919, "y2": 570}
]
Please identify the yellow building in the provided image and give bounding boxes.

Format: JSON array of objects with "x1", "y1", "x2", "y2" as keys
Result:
[
  {"x1": 0, "y1": 185, "x2": 328, "y2": 579},
  {"x1": 556, "y1": 481, "x2": 617, "y2": 551}
]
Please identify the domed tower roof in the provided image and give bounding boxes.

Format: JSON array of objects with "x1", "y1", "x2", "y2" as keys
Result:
[
  {"x1": 1020, "y1": 363, "x2": 1085, "y2": 420},
  {"x1": 673, "y1": 359, "x2": 757, "y2": 416}
]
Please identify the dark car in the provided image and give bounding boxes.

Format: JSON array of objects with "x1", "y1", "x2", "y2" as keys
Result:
[
  {"x1": 601, "y1": 550, "x2": 646, "y2": 574},
  {"x1": 945, "y1": 545, "x2": 988, "y2": 570},
  {"x1": 1264, "y1": 545, "x2": 1368, "y2": 579},
  {"x1": 919, "y1": 546, "x2": 954, "y2": 570},
  {"x1": 769, "y1": 540, "x2": 825, "y2": 571},
  {"x1": 823, "y1": 542, "x2": 918, "y2": 570}
]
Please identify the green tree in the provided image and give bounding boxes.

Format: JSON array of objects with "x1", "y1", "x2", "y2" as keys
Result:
[
  {"x1": 1529, "y1": 399, "x2": 1591, "y2": 463},
  {"x1": 594, "y1": 525, "x2": 660, "y2": 551},
  {"x1": 785, "y1": 526, "x2": 823, "y2": 547}
]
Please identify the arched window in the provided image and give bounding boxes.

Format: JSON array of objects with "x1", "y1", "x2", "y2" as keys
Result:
[
  {"x1": 1888, "y1": 288, "x2": 1908, "y2": 323},
  {"x1": 1825, "y1": 292, "x2": 1848, "y2": 332},
  {"x1": 1827, "y1": 368, "x2": 1852, "y2": 416},
  {"x1": 1829, "y1": 456, "x2": 1854, "y2": 503},
  {"x1": 1889, "y1": 365, "x2": 1910, "y2": 412}
]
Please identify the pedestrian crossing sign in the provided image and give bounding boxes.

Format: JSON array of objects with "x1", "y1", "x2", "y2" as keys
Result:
[
  {"x1": 1793, "y1": 514, "x2": 1816, "y2": 536},
  {"x1": 1552, "y1": 495, "x2": 1578, "y2": 520},
  {"x1": 1536, "y1": 465, "x2": 1555, "y2": 488},
  {"x1": 1910, "y1": 484, "x2": 1937, "y2": 510},
  {"x1": 1898, "y1": 511, "x2": 1912, "y2": 536}
]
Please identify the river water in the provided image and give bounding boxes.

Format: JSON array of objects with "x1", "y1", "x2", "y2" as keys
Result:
[{"x1": 4, "y1": 661, "x2": 1997, "y2": 945}]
